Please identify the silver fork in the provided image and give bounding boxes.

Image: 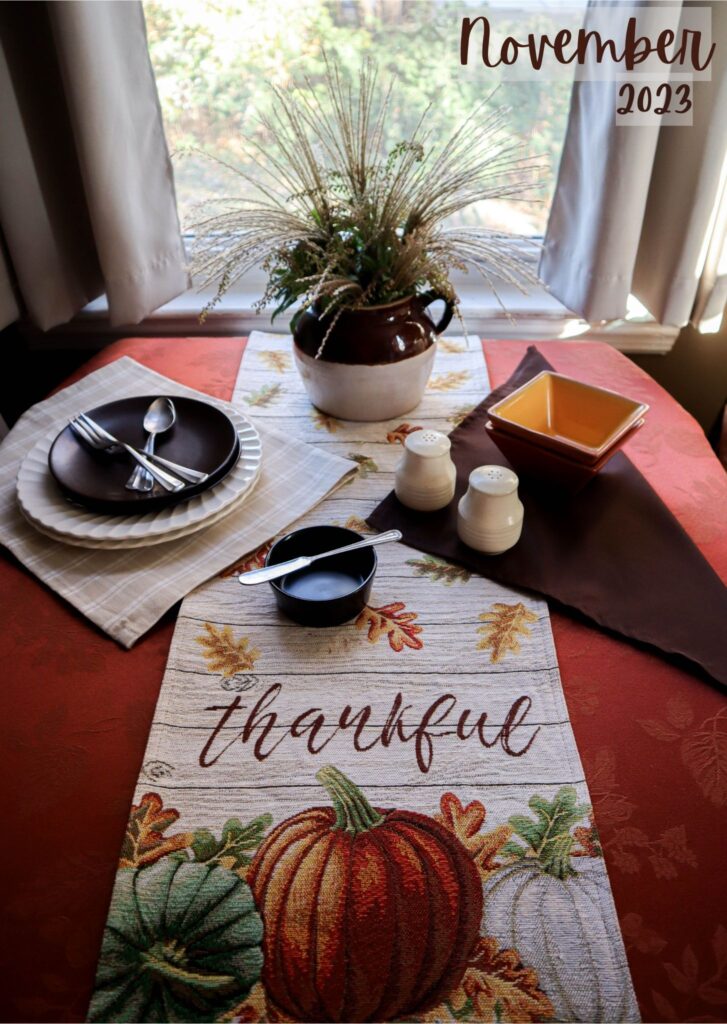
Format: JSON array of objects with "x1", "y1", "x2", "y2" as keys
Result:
[
  {"x1": 76, "y1": 414, "x2": 209, "y2": 485},
  {"x1": 69, "y1": 418, "x2": 187, "y2": 493}
]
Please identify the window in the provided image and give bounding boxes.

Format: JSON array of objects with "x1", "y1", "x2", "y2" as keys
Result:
[
  {"x1": 145, "y1": 0, "x2": 585, "y2": 237},
  {"x1": 131, "y1": 1, "x2": 675, "y2": 350}
]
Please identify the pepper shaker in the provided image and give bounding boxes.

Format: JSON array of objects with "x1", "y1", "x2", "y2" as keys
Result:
[
  {"x1": 394, "y1": 429, "x2": 456, "y2": 511},
  {"x1": 457, "y1": 465, "x2": 524, "y2": 554}
]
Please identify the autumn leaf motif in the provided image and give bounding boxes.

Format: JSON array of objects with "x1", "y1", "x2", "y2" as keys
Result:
[
  {"x1": 196, "y1": 622, "x2": 261, "y2": 678},
  {"x1": 191, "y1": 813, "x2": 273, "y2": 876},
  {"x1": 246, "y1": 382, "x2": 281, "y2": 407},
  {"x1": 386, "y1": 422, "x2": 422, "y2": 445},
  {"x1": 259, "y1": 350, "x2": 290, "y2": 373},
  {"x1": 445, "y1": 936, "x2": 555, "y2": 1023},
  {"x1": 407, "y1": 554, "x2": 471, "y2": 585},
  {"x1": 448, "y1": 404, "x2": 475, "y2": 428},
  {"x1": 219, "y1": 541, "x2": 274, "y2": 579},
  {"x1": 438, "y1": 337, "x2": 466, "y2": 353},
  {"x1": 429, "y1": 370, "x2": 471, "y2": 391},
  {"x1": 347, "y1": 452, "x2": 379, "y2": 478},
  {"x1": 342, "y1": 515, "x2": 374, "y2": 534},
  {"x1": 608, "y1": 822, "x2": 697, "y2": 878},
  {"x1": 312, "y1": 409, "x2": 341, "y2": 432},
  {"x1": 221, "y1": 982, "x2": 270, "y2": 1023},
  {"x1": 638, "y1": 703, "x2": 727, "y2": 806},
  {"x1": 502, "y1": 787, "x2": 592, "y2": 878},
  {"x1": 437, "y1": 793, "x2": 512, "y2": 879},
  {"x1": 682, "y1": 708, "x2": 727, "y2": 806},
  {"x1": 650, "y1": 928, "x2": 727, "y2": 1023},
  {"x1": 619, "y1": 912, "x2": 667, "y2": 956},
  {"x1": 119, "y1": 792, "x2": 192, "y2": 869},
  {"x1": 356, "y1": 601, "x2": 423, "y2": 652},
  {"x1": 572, "y1": 811, "x2": 603, "y2": 858},
  {"x1": 477, "y1": 602, "x2": 538, "y2": 663}
]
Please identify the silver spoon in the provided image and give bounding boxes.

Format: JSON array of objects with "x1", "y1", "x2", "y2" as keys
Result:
[
  {"x1": 238, "y1": 530, "x2": 402, "y2": 586},
  {"x1": 126, "y1": 397, "x2": 177, "y2": 492}
]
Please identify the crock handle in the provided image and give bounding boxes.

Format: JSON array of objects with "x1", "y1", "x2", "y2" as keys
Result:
[{"x1": 417, "y1": 290, "x2": 455, "y2": 335}]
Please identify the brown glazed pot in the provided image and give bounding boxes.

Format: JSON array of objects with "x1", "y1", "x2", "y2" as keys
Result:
[{"x1": 292, "y1": 291, "x2": 454, "y2": 421}]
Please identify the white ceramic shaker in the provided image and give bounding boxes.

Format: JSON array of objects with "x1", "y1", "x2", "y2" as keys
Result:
[
  {"x1": 394, "y1": 429, "x2": 457, "y2": 511},
  {"x1": 457, "y1": 465, "x2": 524, "y2": 554}
]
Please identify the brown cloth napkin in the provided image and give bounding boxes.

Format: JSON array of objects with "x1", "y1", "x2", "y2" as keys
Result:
[{"x1": 369, "y1": 346, "x2": 727, "y2": 686}]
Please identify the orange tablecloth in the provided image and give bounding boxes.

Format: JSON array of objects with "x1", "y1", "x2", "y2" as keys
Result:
[{"x1": 1, "y1": 337, "x2": 725, "y2": 1023}]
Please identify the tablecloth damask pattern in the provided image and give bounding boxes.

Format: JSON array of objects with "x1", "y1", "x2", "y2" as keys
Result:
[{"x1": 1, "y1": 336, "x2": 725, "y2": 1024}]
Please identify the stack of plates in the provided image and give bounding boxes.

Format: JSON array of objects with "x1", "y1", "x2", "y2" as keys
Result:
[{"x1": 16, "y1": 396, "x2": 262, "y2": 549}]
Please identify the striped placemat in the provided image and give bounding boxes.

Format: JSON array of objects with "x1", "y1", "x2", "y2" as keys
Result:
[
  {"x1": 89, "y1": 333, "x2": 638, "y2": 1023},
  {"x1": 0, "y1": 356, "x2": 355, "y2": 646}
]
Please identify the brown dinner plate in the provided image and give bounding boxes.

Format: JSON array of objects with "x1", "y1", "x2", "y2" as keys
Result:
[{"x1": 48, "y1": 395, "x2": 240, "y2": 514}]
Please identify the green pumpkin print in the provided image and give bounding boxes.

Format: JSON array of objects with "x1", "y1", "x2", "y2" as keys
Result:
[{"x1": 88, "y1": 859, "x2": 263, "y2": 1023}]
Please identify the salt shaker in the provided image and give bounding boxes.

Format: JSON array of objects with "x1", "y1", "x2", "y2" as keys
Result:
[
  {"x1": 394, "y1": 429, "x2": 456, "y2": 511},
  {"x1": 457, "y1": 465, "x2": 524, "y2": 554}
]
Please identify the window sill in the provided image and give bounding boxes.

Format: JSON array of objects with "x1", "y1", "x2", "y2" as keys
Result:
[{"x1": 45, "y1": 280, "x2": 679, "y2": 355}]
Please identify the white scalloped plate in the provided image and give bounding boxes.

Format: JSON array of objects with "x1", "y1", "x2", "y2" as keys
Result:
[
  {"x1": 17, "y1": 405, "x2": 262, "y2": 545},
  {"x1": 18, "y1": 460, "x2": 261, "y2": 549}
]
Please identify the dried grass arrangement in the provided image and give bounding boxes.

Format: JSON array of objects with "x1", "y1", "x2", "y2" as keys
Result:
[{"x1": 190, "y1": 58, "x2": 539, "y2": 347}]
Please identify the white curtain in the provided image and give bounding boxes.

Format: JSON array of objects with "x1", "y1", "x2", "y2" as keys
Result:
[
  {"x1": 0, "y1": 1, "x2": 188, "y2": 331},
  {"x1": 540, "y1": 0, "x2": 727, "y2": 330}
]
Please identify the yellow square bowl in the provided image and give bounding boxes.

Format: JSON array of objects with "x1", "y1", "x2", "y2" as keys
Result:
[{"x1": 487, "y1": 371, "x2": 649, "y2": 465}]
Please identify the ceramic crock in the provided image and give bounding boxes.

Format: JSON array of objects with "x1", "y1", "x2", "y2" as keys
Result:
[{"x1": 293, "y1": 291, "x2": 454, "y2": 421}]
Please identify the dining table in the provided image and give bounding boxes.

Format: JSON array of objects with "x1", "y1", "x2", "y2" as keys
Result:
[{"x1": 1, "y1": 334, "x2": 725, "y2": 1024}]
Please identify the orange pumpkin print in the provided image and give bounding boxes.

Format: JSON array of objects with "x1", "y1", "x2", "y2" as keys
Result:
[{"x1": 247, "y1": 766, "x2": 483, "y2": 1023}]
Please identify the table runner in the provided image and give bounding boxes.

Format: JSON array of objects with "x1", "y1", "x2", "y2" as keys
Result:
[
  {"x1": 0, "y1": 356, "x2": 355, "y2": 647},
  {"x1": 89, "y1": 332, "x2": 638, "y2": 1023}
]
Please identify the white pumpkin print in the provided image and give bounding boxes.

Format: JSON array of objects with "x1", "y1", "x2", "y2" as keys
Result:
[{"x1": 482, "y1": 788, "x2": 640, "y2": 1023}]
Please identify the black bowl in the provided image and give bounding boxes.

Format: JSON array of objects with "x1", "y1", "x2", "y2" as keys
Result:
[{"x1": 266, "y1": 525, "x2": 376, "y2": 627}]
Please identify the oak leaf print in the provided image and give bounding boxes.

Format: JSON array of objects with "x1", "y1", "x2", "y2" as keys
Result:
[
  {"x1": 196, "y1": 622, "x2": 261, "y2": 678},
  {"x1": 356, "y1": 601, "x2": 423, "y2": 652},
  {"x1": 572, "y1": 812, "x2": 603, "y2": 858},
  {"x1": 448, "y1": 404, "x2": 475, "y2": 428},
  {"x1": 259, "y1": 349, "x2": 290, "y2": 373},
  {"x1": 312, "y1": 409, "x2": 341, "y2": 432},
  {"x1": 503, "y1": 787, "x2": 591, "y2": 878},
  {"x1": 407, "y1": 554, "x2": 471, "y2": 585},
  {"x1": 119, "y1": 792, "x2": 192, "y2": 869},
  {"x1": 246, "y1": 383, "x2": 281, "y2": 408},
  {"x1": 437, "y1": 793, "x2": 512, "y2": 879},
  {"x1": 477, "y1": 602, "x2": 537, "y2": 663},
  {"x1": 446, "y1": 936, "x2": 555, "y2": 1023},
  {"x1": 386, "y1": 422, "x2": 422, "y2": 445},
  {"x1": 347, "y1": 452, "x2": 379, "y2": 478},
  {"x1": 343, "y1": 515, "x2": 374, "y2": 534},
  {"x1": 429, "y1": 370, "x2": 471, "y2": 391},
  {"x1": 438, "y1": 337, "x2": 466, "y2": 353},
  {"x1": 191, "y1": 813, "x2": 273, "y2": 875},
  {"x1": 219, "y1": 541, "x2": 273, "y2": 578}
]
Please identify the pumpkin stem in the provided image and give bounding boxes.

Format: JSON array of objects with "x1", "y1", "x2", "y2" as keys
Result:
[{"x1": 316, "y1": 765, "x2": 384, "y2": 834}]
